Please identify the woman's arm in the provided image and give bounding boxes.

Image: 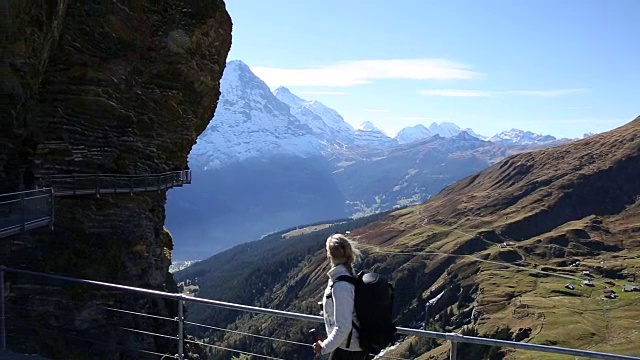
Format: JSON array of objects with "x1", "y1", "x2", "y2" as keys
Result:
[{"x1": 320, "y1": 281, "x2": 354, "y2": 354}]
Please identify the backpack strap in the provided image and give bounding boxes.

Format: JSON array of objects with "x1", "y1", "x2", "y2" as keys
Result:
[
  {"x1": 329, "y1": 275, "x2": 357, "y2": 348},
  {"x1": 331, "y1": 275, "x2": 356, "y2": 288}
]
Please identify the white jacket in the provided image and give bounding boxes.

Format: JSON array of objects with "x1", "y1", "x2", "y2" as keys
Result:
[{"x1": 320, "y1": 264, "x2": 362, "y2": 354}]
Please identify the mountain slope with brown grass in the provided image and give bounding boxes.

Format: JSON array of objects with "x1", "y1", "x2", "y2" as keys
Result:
[{"x1": 180, "y1": 116, "x2": 640, "y2": 360}]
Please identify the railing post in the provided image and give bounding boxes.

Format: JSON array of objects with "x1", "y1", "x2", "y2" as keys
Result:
[
  {"x1": 19, "y1": 192, "x2": 26, "y2": 233},
  {"x1": 49, "y1": 188, "x2": 55, "y2": 231},
  {"x1": 144, "y1": 177, "x2": 148, "y2": 191},
  {"x1": 447, "y1": 333, "x2": 460, "y2": 360},
  {"x1": 129, "y1": 177, "x2": 133, "y2": 195},
  {"x1": 178, "y1": 297, "x2": 184, "y2": 360},
  {"x1": 157, "y1": 176, "x2": 161, "y2": 192},
  {"x1": 1, "y1": 268, "x2": 6, "y2": 351},
  {"x1": 450, "y1": 339, "x2": 457, "y2": 360},
  {"x1": 95, "y1": 176, "x2": 100, "y2": 198},
  {"x1": 73, "y1": 174, "x2": 77, "y2": 196}
]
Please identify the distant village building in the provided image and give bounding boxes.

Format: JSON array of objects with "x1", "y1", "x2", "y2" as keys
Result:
[
  {"x1": 604, "y1": 281, "x2": 616, "y2": 286},
  {"x1": 583, "y1": 279, "x2": 595, "y2": 287},
  {"x1": 565, "y1": 283, "x2": 575, "y2": 290},
  {"x1": 623, "y1": 285, "x2": 640, "y2": 292},
  {"x1": 500, "y1": 241, "x2": 517, "y2": 248}
]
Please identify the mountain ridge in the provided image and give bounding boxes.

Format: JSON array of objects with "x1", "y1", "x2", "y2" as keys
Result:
[{"x1": 166, "y1": 60, "x2": 587, "y2": 259}]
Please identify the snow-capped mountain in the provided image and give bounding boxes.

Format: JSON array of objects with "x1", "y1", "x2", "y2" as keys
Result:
[
  {"x1": 188, "y1": 60, "x2": 560, "y2": 171},
  {"x1": 462, "y1": 128, "x2": 487, "y2": 140},
  {"x1": 428, "y1": 122, "x2": 462, "y2": 137},
  {"x1": 489, "y1": 129, "x2": 557, "y2": 145},
  {"x1": 395, "y1": 124, "x2": 434, "y2": 144},
  {"x1": 395, "y1": 122, "x2": 488, "y2": 144},
  {"x1": 273, "y1": 87, "x2": 355, "y2": 147},
  {"x1": 353, "y1": 121, "x2": 396, "y2": 148},
  {"x1": 189, "y1": 61, "x2": 323, "y2": 169}
]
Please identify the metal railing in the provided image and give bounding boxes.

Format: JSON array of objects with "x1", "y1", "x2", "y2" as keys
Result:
[
  {"x1": 1, "y1": 267, "x2": 637, "y2": 360},
  {"x1": 0, "y1": 189, "x2": 54, "y2": 238},
  {"x1": 45, "y1": 170, "x2": 191, "y2": 197}
]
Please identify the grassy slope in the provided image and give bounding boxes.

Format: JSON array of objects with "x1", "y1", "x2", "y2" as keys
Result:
[{"x1": 367, "y1": 117, "x2": 640, "y2": 359}]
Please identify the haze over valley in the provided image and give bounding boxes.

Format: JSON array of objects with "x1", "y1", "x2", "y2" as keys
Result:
[{"x1": 165, "y1": 61, "x2": 578, "y2": 260}]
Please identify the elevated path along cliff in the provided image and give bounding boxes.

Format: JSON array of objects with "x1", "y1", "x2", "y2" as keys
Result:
[{"x1": 0, "y1": 170, "x2": 191, "y2": 238}]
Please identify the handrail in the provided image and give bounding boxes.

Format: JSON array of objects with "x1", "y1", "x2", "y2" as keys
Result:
[
  {"x1": 44, "y1": 170, "x2": 191, "y2": 197},
  {"x1": 47, "y1": 170, "x2": 190, "y2": 178},
  {"x1": 1, "y1": 266, "x2": 637, "y2": 360},
  {"x1": 0, "y1": 189, "x2": 54, "y2": 238}
]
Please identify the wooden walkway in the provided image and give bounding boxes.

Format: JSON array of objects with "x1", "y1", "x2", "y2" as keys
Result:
[{"x1": 0, "y1": 170, "x2": 191, "y2": 238}]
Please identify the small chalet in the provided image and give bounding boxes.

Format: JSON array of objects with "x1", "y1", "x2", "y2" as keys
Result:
[
  {"x1": 583, "y1": 279, "x2": 595, "y2": 287},
  {"x1": 565, "y1": 283, "x2": 575, "y2": 290},
  {"x1": 623, "y1": 285, "x2": 640, "y2": 292}
]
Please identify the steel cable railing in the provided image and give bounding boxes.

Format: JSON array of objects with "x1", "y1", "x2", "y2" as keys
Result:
[
  {"x1": 9, "y1": 322, "x2": 173, "y2": 358},
  {"x1": 4, "y1": 302, "x2": 179, "y2": 355},
  {"x1": 1, "y1": 266, "x2": 638, "y2": 360},
  {"x1": 184, "y1": 321, "x2": 312, "y2": 348},
  {"x1": 0, "y1": 188, "x2": 54, "y2": 238},
  {"x1": 104, "y1": 306, "x2": 415, "y2": 360},
  {"x1": 184, "y1": 338, "x2": 289, "y2": 360}
]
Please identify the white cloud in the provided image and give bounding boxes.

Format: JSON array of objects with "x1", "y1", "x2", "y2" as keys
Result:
[
  {"x1": 365, "y1": 109, "x2": 390, "y2": 113},
  {"x1": 301, "y1": 91, "x2": 346, "y2": 95},
  {"x1": 419, "y1": 89, "x2": 490, "y2": 97},
  {"x1": 401, "y1": 117, "x2": 438, "y2": 121},
  {"x1": 501, "y1": 118, "x2": 629, "y2": 126},
  {"x1": 419, "y1": 88, "x2": 589, "y2": 97},
  {"x1": 503, "y1": 89, "x2": 588, "y2": 97},
  {"x1": 250, "y1": 59, "x2": 482, "y2": 88}
]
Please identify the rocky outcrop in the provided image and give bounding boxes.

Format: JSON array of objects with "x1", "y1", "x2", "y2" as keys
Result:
[{"x1": 1, "y1": 1, "x2": 232, "y2": 359}]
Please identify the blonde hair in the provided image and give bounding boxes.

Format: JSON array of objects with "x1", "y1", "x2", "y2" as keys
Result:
[{"x1": 326, "y1": 234, "x2": 361, "y2": 274}]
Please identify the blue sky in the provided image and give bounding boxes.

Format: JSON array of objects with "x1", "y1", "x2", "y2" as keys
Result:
[{"x1": 225, "y1": 0, "x2": 639, "y2": 138}]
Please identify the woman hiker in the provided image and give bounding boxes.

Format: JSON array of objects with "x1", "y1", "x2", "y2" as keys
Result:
[{"x1": 312, "y1": 234, "x2": 369, "y2": 360}]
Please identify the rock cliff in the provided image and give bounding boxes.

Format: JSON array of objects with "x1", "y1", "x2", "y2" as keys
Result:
[{"x1": 1, "y1": 1, "x2": 232, "y2": 359}]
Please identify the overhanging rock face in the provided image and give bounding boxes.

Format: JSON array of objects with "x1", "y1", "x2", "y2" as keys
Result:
[{"x1": 1, "y1": 1, "x2": 232, "y2": 358}]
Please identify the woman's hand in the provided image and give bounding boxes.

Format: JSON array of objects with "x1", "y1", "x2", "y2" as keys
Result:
[{"x1": 312, "y1": 341, "x2": 323, "y2": 354}]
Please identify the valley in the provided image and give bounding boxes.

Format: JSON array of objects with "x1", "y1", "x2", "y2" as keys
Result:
[
  {"x1": 166, "y1": 61, "x2": 569, "y2": 260},
  {"x1": 174, "y1": 116, "x2": 640, "y2": 360}
]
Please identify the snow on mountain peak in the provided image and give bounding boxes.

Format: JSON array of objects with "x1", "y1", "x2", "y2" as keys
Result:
[
  {"x1": 489, "y1": 129, "x2": 557, "y2": 145},
  {"x1": 395, "y1": 124, "x2": 434, "y2": 144},
  {"x1": 353, "y1": 121, "x2": 394, "y2": 148},
  {"x1": 358, "y1": 121, "x2": 378, "y2": 131},
  {"x1": 428, "y1": 122, "x2": 462, "y2": 137},
  {"x1": 189, "y1": 61, "x2": 323, "y2": 169},
  {"x1": 273, "y1": 86, "x2": 306, "y2": 106},
  {"x1": 273, "y1": 87, "x2": 355, "y2": 145}
]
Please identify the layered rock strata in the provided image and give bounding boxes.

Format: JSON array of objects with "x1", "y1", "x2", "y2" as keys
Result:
[{"x1": 1, "y1": 1, "x2": 232, "y2": 358}]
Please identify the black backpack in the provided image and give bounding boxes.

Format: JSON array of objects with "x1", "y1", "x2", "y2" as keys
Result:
[{"x1": 330, "y1": 271, "x2": 397, "y2": 354}]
